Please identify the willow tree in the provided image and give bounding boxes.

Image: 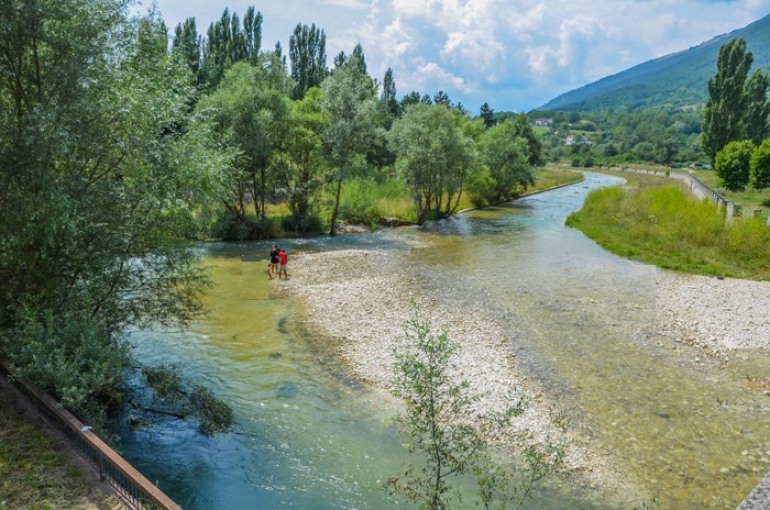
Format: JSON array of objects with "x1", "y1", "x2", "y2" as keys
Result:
[
  {"x1": 321, "y1": 51, "x2": 376, "y2": 236},
  {"x1": 272, "y1": 87, "x2": 330, "y2": 234},
  {"x1": 197, "y1": 57, "x2": 292, "y2": 227},
  {"x1": 0, "y1": 0, "x2": 230, "y2": 422},
  {"x1": 388, "y1": 103, "x2": 476, "y2": 223}
]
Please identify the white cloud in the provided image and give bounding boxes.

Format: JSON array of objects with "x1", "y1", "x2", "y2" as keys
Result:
[{"x1": 152, "y1": 0, "x2": 770, "y2": 111}]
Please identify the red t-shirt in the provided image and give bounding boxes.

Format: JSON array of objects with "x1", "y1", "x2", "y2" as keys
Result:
[{"x1": 278, "y1": 251, "x2": 287, "y2": 265}]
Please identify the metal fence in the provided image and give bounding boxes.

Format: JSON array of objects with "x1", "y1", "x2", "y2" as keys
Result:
[{"x1": 0, "y1": 360, "x2": 182, "y2": 510}]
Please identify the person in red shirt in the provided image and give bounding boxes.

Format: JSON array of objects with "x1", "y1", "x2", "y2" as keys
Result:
[{"x1": 278, "y1": 249, "x2": 288, "y2": 280}]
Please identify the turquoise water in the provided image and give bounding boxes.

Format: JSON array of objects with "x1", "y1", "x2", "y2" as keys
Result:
[{"x1": 117, "y1": 173, "x2": 770, "y2": 509}]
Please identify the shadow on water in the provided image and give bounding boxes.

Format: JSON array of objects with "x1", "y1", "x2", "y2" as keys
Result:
[{"x1": 114, "y1": 172, "x2": 770, "y2": 509}]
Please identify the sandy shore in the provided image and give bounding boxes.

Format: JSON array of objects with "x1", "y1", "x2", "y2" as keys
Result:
[{"x1": 275, "y1": 247, "x2": 770, "y2": 492}]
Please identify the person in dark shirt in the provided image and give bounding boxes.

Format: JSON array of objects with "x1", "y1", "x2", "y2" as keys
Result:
[{"x1": 268, "y1": 244, "x2": 279, "y2": 279}]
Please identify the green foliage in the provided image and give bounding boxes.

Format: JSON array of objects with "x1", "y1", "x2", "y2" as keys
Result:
[
  {"x1": 190, "y1": 384, "x2": 234, "y2": 435},
  {"x1": 389, "y1": 104, "x2": 476, "y2": 224},
  {"x1": 321, "y1": 54, "x2": 377, "y2": 235},
  {"x1": 200, "y1": 7, "x2": 264, "y2": 90},
  {"x1": 0, "y1": 0, "x2": 230, "y2": 424},
  {"x1": 750, "y1": 139, "x2": 770, "y2": 189},
  {"x1": 272, "y1": 87, "x2": 329, "y2": 234},
  {"x1": 290, "y1": 23, "x2": 328, "y2": 100},
  {"x1": 387, "y1": 306, "x2": 493, "y2": 509},
  {"x1": 142, "y1": 364, "x2": 233, "y2": 435},
  {"x1": 197, "y1": 59, "x2": 292, "y2": 222},
  {"x1": 387, "y1": 304, "x2": 562, "y2": 510},
  {"x1": 472, "y1": 116, "x2": 540, "y2": 205},
  {"x1": 702, "y1": 38, "x2": 754, "y2": 164},
  {"x1": 743, "y1": 69, "x2": 770, "y2": 145},
  {"x1": 567, "y1": 183, "x2": 770, "y2": 279},
  {"x1": 715, "y1": 140, "x2": 754, "y2": 191},
  {"x1": 1, "y1": 308, "x2": 128, "y2": 427}
]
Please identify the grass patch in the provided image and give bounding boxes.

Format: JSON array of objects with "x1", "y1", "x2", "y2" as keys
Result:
[
  {"x1": 567, "y1": 181, "x2": 770, "y2": 280},
  {"x1": 338, "y1": 178, "x2": 418, "y2": 226},
  {"x1": 530, "y1": 165, "x2": 584, "y2": 192},
  {"x1": 0, "y1": 384, "x2": 117, "y2": 509}
]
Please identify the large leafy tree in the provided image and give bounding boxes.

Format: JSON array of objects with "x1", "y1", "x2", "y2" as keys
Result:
[
  {"x1": 389, "y1": 103, "x2": 476, "y2": 224},
  {"x1": 321, "y1": 52, "x2": 376, "y2": 236},
  {"x1": 272, "y1": 87, "x2": 330, "y2": 234},
  {"x1": 0, "y1": 0, "x2": 229, "y2": 420},
  {"x1": 702, "y1": 38, "x2": 753, "y2": 165},
  {"x1": 198, "y1": 58, "x2": 292, "y2": 224},
  {"x1": 474, "y1": 117, "x2": 540, "y2": 204}
]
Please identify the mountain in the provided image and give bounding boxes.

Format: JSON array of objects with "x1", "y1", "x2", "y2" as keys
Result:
[{"x1": 540, "y1": 12, "x2": 770, "y2": 112}]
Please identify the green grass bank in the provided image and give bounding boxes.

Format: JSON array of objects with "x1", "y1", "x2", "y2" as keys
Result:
[{"x1": 567, "y1": 171, "x2": 770, "y2": 281}]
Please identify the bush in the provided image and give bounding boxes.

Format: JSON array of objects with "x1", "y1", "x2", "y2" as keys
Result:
[
  {"x1": 715, "y1": 140, "x2": 754, "y2": 191},
  {"x1": 1, "y1": 308, "x2": 128, "y2": 426},
  {"x1": 212, "y1": 211, "x2": 282, "y2": 241}
]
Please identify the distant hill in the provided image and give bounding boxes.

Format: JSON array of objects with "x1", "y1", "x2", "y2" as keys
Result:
[{"x1": 540, "y1": 12, "x2": 770, "y2": 112}]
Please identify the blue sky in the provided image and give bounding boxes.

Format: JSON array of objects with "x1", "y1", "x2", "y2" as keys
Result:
[{"x1": 142, "y1": 0, "x2": 770, "y2": 113}]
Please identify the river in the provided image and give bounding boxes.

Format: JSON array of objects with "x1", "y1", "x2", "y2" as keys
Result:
[{"x1": 117, "y1": 172, "x2": 770, "y2": 509}]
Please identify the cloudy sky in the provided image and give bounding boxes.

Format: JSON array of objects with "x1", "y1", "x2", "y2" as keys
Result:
[{"x1": 143, "y1": 0, "x2": 770, "y2": 113}]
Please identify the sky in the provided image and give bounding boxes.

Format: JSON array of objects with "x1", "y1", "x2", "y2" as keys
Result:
[{"x1": 140, "y1": 0, "x2": 770, "y2": 113}]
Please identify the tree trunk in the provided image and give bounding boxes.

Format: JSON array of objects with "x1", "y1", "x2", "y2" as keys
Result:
[{"x1": 329, "y1": 176, "x2": 343, "y2": 236}]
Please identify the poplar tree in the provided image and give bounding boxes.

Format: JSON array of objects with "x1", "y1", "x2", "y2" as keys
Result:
[
  {"x1": 702, "y1": 38, "x2": 753, "y2": 165},
  {"x1": 743, "y1": 69, "x2": 770, "y2": 146},
  {"x1": 289, "y1": 23, "x2": 328, "y2": 100},
  {"x1": 380, "y1": 68, "x2": 399, "y2": 117}
]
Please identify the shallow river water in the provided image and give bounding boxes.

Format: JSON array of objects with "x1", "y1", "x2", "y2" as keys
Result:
[{"x1": 118, "y1": 172, "x2": 770, "y2": 509}]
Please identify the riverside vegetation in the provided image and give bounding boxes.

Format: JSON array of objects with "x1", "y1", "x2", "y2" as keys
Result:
[
  {"x1": 1, "y1": 0, "x2": 769, "y2": 507},
  {"x1": 567, "y1": 170, "x2": 770, "y2": 280}
]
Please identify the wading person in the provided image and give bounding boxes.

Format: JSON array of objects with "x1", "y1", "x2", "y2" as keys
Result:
[
  {"x1": 278, "y1": 249, "x2": 288, "y2": 280},
  {"x1": 268, "y1": 244, "x2": 279, "y2": 279}
]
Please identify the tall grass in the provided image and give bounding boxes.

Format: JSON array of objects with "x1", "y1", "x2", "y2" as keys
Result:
[
  {"x1": 567, "y1": 184, "x2": 770, "y2": 280},
  {"x1": 339, "y1": 178, "x2": 417, "y2": 226}
]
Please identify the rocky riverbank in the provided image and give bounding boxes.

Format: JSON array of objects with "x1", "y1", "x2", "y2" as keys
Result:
[{"x1": 275, "y1": 247, "x2": 770, "y2": 497}]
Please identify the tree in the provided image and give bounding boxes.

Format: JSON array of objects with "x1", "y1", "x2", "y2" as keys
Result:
[
  {"x1": 479, "y1": 102, "x2": 496, "y2": 128},
  {"x1": 273, "y1": 87, "x2": 330, "y2": 234},
  {"x1": 750, "y1": 140, "x2": 770, "y2": 190},
  {"x1": 472, "y1": 117, "x2": 540, "y2": 205},
  {"x1": 289, "y1": 23, "x2": 328, "y2": 100},
  {"x1": 380, "y1": 67, "x2": 399, "y2": 118},
  {"x1": 172, "y1": 18, "x2": 202, "y2": 85},
  {"x1": 320, "y1": 52, "x2": 376, "y2": 236},
  {"x1": 715, "y1": 140, "x2": 754, "y2": 191},
  {"x1": 200, "y1": 7, "x2": 263, "y2": 90},
  {"x1": 433, "y1": 90, "x2": 451, "y2": 107},
  {"x1": 389, "y1": 104, "x2": 476, "y2": 223},
  {"x1": 387, "y1": 307, "x2": 497, "y2": 509},
  {"x1": 387, "y1": 305, "x2": 564, "y2": 510},
  {"x1": 198, "y1": 58, "x2": 292, "y2": 226},
  {"x1": 744, "y1": 69, "x2": 770, "y2": 146},
  {"x1": 0, "y1": 1, "x2": 230, "y2": 422},
  {"x1": 702, "y1": 38, "x2": 753, "y2": 165}
]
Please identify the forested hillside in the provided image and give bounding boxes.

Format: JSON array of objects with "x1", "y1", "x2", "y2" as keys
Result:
[{"x1": 541, "y1": 12, "x2": 770, "y2": 111}]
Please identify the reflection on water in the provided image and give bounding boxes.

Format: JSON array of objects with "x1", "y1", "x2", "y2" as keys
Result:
[{"x1": 117, "y1": 172, "x2": 770, "y2": 509}]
